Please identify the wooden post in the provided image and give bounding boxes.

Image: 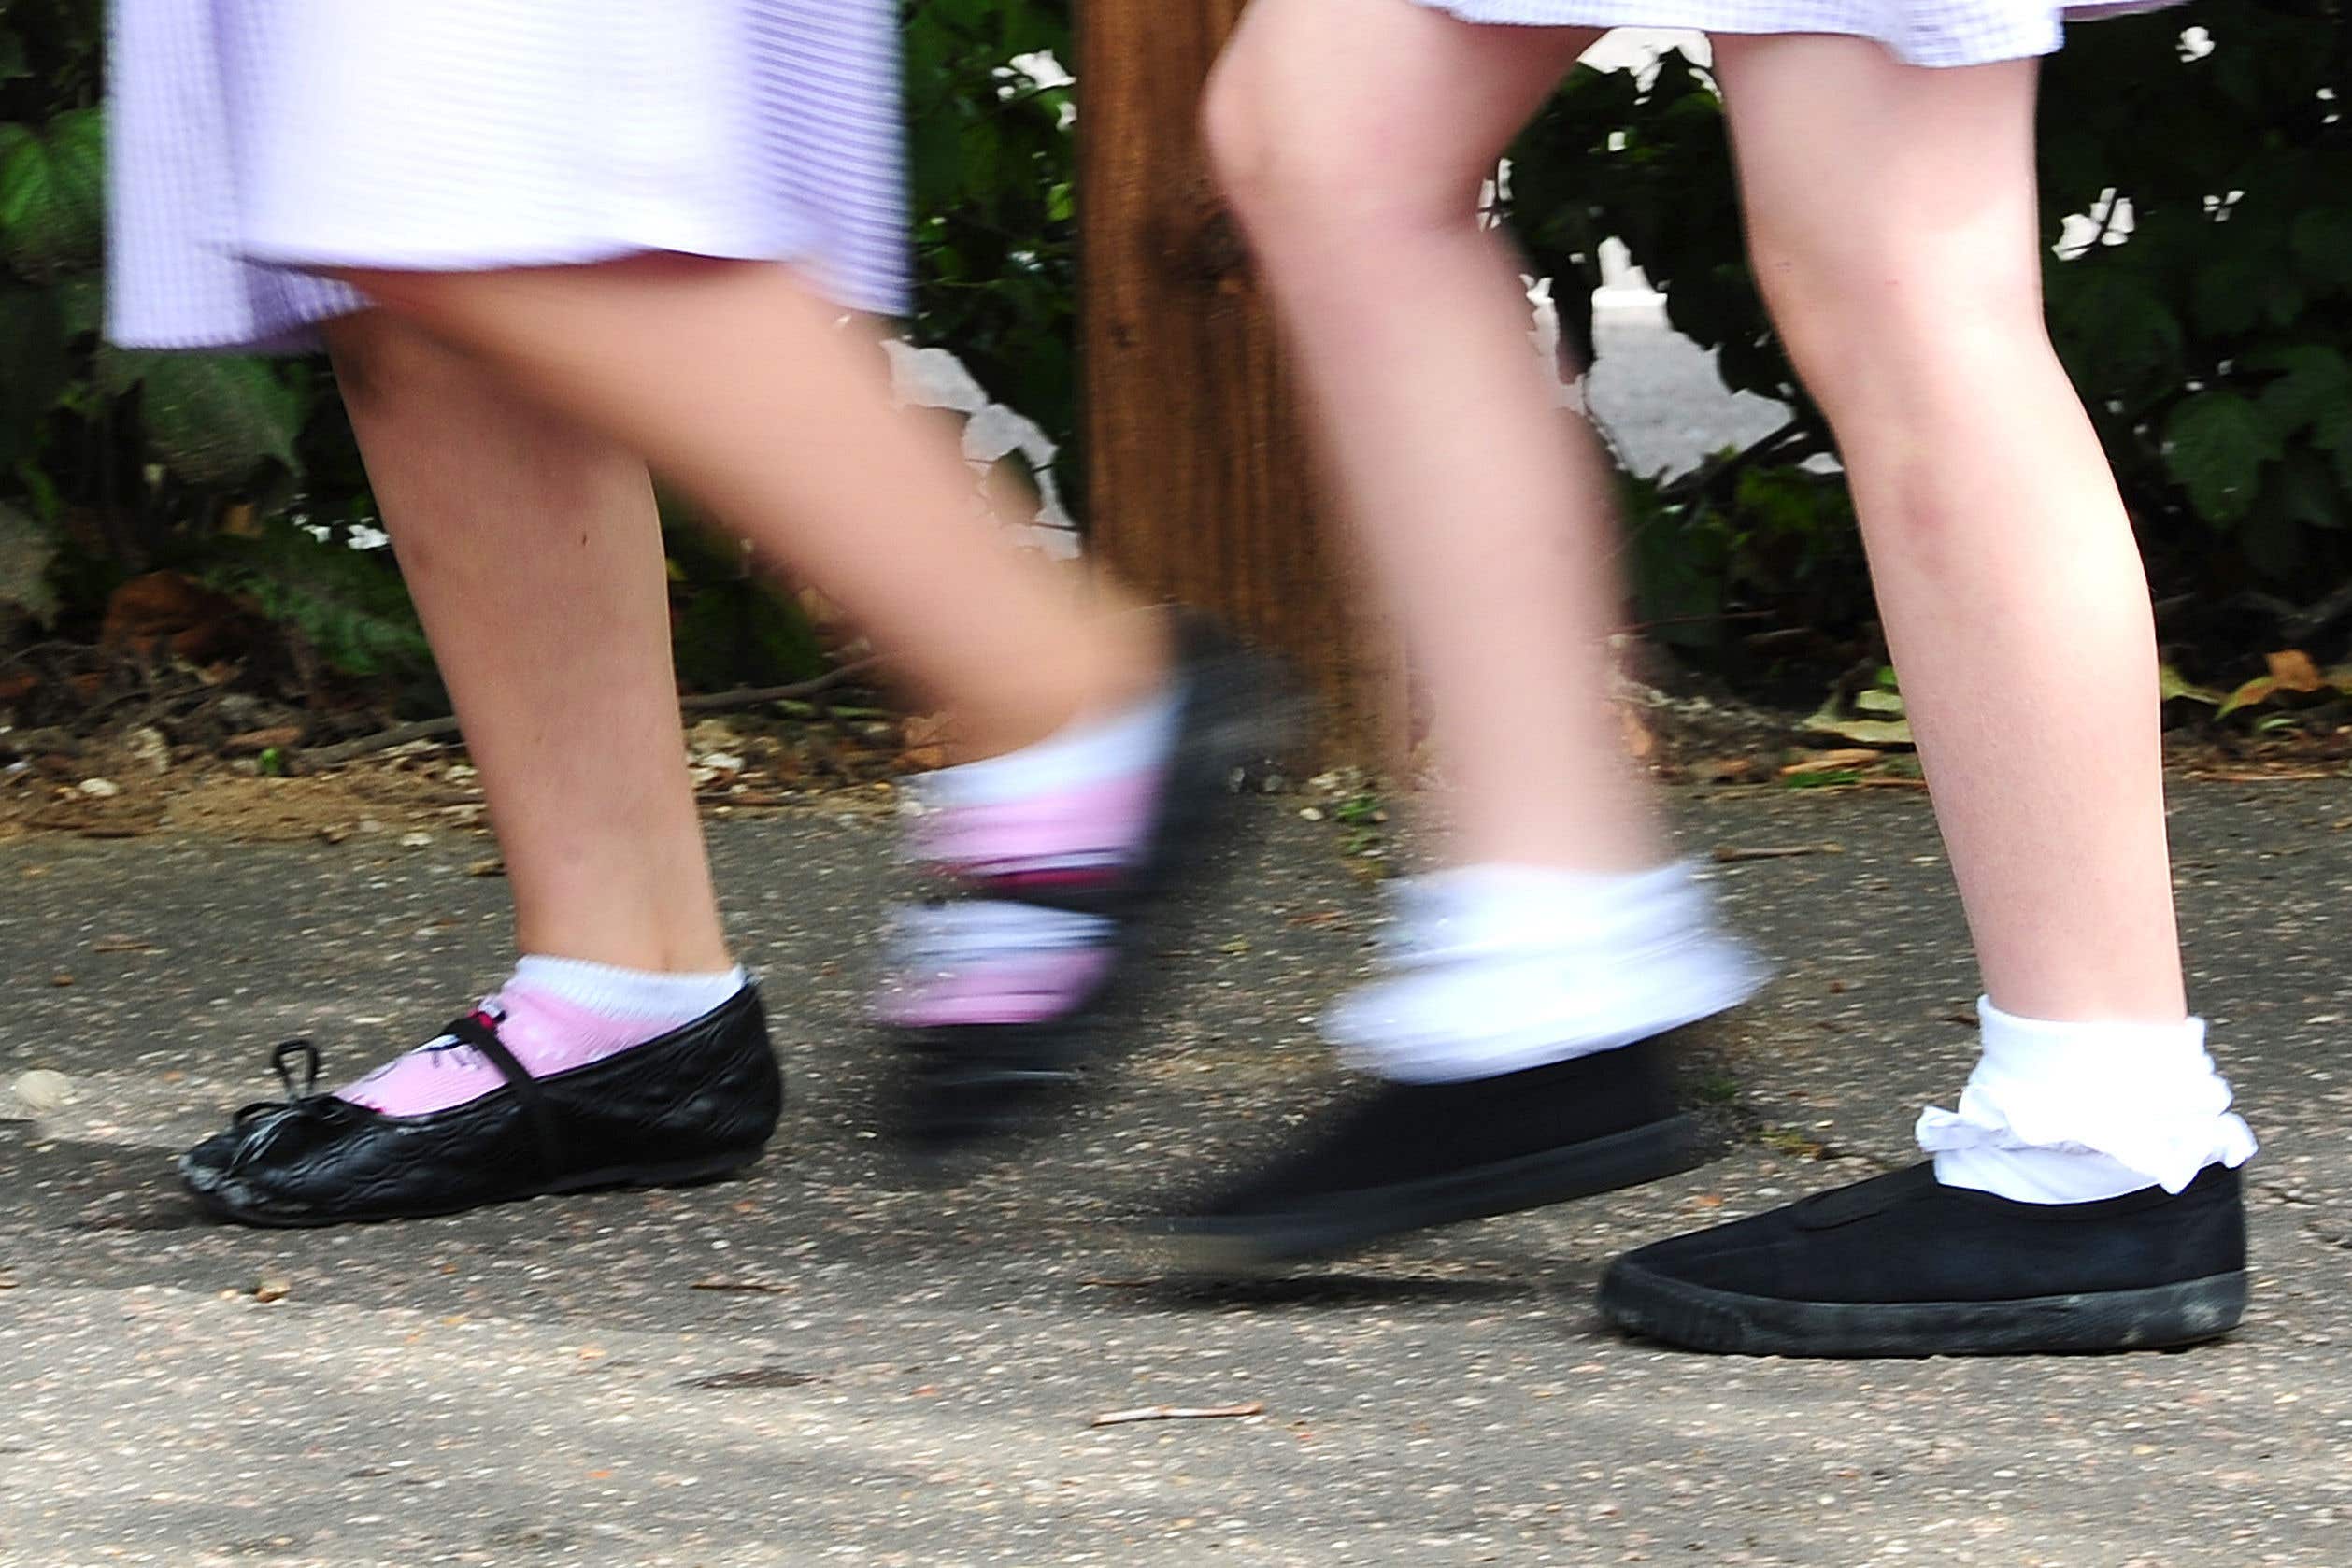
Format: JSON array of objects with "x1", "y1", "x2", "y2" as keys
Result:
[{"x1": 1077, "y1": 2, "x2": 1400, "y2": 765}]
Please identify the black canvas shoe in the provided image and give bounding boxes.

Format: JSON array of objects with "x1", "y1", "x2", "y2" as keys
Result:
[
  {"x1": 1599, "y1": 1161, "x2": 2247, "y2": 1357},
  {"x1": 1154, "y1": 1033, "x2": 1708, "y2": 1272},
  {"x1": 892, "y1": 619, "x2": 1297, "y2": 1157},
  {"x1": 180, "y1": 985, "x2": 783, "y2": 1227}
]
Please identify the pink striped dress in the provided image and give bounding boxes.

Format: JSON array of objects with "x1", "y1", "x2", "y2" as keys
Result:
[{"x1": 107, "y1": 1, "x2": 909, "y2": 352}]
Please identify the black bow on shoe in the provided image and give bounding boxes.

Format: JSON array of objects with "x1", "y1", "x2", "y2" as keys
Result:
[{"x1": 221, "y1": 1039, "x2": 364, "y2": 1174}]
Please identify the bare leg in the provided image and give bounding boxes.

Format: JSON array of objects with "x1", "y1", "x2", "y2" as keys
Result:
[
  {"x1": 322, "y1": 310, "x2": 730, "y2": 973},
  {"x1": 1163, "y1": 4, "x2": 1768, "y2": 1272},
  {"x1": 1713, "y1": 37, "x2": 2185, "y2": 1021},
  {"x1": 1204, "y1": 0, "x2": 1660, "y2": 871},
  {"x1": 327, "y1": 259, "x2": 1165, "y2": 763}
]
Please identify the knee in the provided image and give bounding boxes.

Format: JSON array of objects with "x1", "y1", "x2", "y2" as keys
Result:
[
  {"x1": 1199, "y1": 55, "x2": 1290, "y2": 221},
  {"x1": 1750, "y1": 235, "x2": 2050, "y2": 430},
  {"x1": 319, "y1": 307, "x2": 463, "y2": 418},
  {"x1": 1201, "y1": 56, "x2": 1475, "y2": 250}
]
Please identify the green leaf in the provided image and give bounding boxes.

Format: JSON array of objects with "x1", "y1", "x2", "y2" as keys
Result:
[
  {"x1": 1801, "y1": 704, "x2": 1914, "y2": 747},
  {"x1": 2164, "y1": 392, "x2": 2282, "y2": 524},
  {"x1": 2046, "y1": 264, "x2": 2182, "y2": 384},
  {"x1": 0, "y1": 281, "x2": 67, "y2": 442},
  {"x1": 2290, "y1": 208, "x2": 2352, "y2": 292},
  {"x1": 198, "y1": 523, "x2": 430, "y2": 678},
  {"x1": 2159, "y1": 665, "x2": 2222, "y2": 706},
  {"x1": 93, "y1": 342, "x2": 159, "y2": 398},
  {"x1": 0, "y1": 498, "x2": 57, "y2": 627},
  {"x1": 2316, "y1": 404, "x2": 2352, "y2": 494},
  {"x1": 52, "y1": 272, "x2": 100, "y2": 336},
  {"x1": 0, "y1": 107, "x2": 106, "y2": 279},
  {"x1": 2188, "y1": 251, "x2": 2274, "y2": 337},
  {"x1": 2247, "y1": 345, "x2": 2352, "y2": 439},
  {"x1": 2215, "y1": 676, "x2": 2279, "y2": 721},
  {"x1": 670, "y1": 575, "x2": 822, "y2": 692},
  {"x1": 2266, "y1": 449, "x2": 2347, "y2": 533},
  {"x1": 138, "y1": 356, "x2": 304, "y2": 486}
]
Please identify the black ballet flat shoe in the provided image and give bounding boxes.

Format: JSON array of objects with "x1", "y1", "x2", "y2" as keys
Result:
[
  {"x1": 1153, "y1": 1033, "x2": 1708, "y2": 1273},
  {"x1": 894, "y1": 620, "x2": 1299, "y2": 1160},
  {"x1": 180, "y1": 984, "x2": 783, "y2": 1227},
  {"x1": 1598, "y1": 1161, "x2": 2247, "y2": 1357}
]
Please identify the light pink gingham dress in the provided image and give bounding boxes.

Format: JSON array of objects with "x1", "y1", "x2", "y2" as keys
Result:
[
  {"x1": 1411, "y1": 0, "x2": 2176, "y2": 65},
  {"x1": 107, "y1": 1, "x2": 909, "y2": 352}
]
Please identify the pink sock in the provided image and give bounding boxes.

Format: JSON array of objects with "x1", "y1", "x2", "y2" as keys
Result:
[
  {"x1": 907, "y1": 770, "x2": 1162, "y2": 886},
  {"x1": 340, "y1": 961, "x2": 746, "y2": 1118},
  {"x1": 885, "y1": 686, "x2": 1178, "y2": 1027},
  {"x1": 905, "y1": 684, "x2": 1180, "y2": 883}
]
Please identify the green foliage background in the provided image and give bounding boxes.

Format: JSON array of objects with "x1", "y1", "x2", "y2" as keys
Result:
[
  {"x1": 1503, "y1": 0, "x2": 2351, "y2": 653},
  {"x1": 0, "y1": 0, "x2": 2343, "y2": 701}
]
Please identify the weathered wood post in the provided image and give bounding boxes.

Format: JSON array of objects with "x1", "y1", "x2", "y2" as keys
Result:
[{"x1": 1077, "y1": 2, "x2": 1400, "y2": 764}]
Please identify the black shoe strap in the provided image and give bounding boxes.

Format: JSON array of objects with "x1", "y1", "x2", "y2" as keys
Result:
[{"x1": 445, "y1": 1014, "x2": 565, "y2": 1176}]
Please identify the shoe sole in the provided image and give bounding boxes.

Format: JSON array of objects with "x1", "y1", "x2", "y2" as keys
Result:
[
  {"x1": 1153, "y1": 1112, "x2": 1707, "y2": 1274},
  {"x1": 1598, "y1": 1262, "x2": 2249, "y2": 1357},
  {"x1": 184, "y1": 1146, "x2": 767, "y2": 1230}
]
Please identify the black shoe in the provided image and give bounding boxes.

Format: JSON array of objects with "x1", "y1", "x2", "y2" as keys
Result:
[
  {"x1": 181, "y1": 985, "x2": 783, "y2": 1227},
  {"x1": 1154, "y1": 1033, "x2": 1707, "y2": 1272},
  {"x1": 893, "y1": 619, "x2": 1298, "y2": 1157},
  {"x1": 1598, "y1": 1161, "x2": 2247, "y2": 1357}
]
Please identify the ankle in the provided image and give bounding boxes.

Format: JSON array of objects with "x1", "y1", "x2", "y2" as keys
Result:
[
  {"x1": 1917, "y1": 997, "x2": 2257, "y2": 1203},
  {"x1": 953, "y1": 608, "x2": 1174, "y2": 763},
  {"x1": 509, "y1": 927, "x2": 733, "y2": 976}
]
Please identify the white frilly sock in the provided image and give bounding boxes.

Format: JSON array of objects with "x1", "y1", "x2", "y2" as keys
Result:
[
  {"x1": 913, "y1": 685, "x2": 1182, "y2": 809},
  {"x1": 1326, "y1": 862, "x2": 1764, "y2": 1083},
  {"x1": 1917, "y1": 997, "x2": 2258, "y2": 1204}
]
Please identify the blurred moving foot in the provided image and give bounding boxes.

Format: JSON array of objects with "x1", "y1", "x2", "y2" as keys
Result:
[
  {"x1": 884, "y1": 618, "x2": 1295, "y2": 1160},
  {"x1": 1158, "y1": 1031, "x2": 1708, "y2": 1272}
]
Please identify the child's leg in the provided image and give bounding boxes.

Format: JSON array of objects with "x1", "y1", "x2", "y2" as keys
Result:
[
  {"x1": 328, "y1": 257, "x2": 1166, "y2": 762},
  {"x1": 1596, "y1": 38, "x2": 2251, "y2": 1358},
  {"x1": 322, "y1": 260, "x2": 1275, "y2": 1159},
  {"x1": 1204, "y1": 0, "x2": 1659, "y2": 872},
  {"x1": 185, "y1": 313, "x2": 780, "y2": 1225},
  {"x1": 1167, "y1": 4, "x2": 1763, "y2": 1270},
  {"x1": 321, "y1": 311, "x2": 728, "y2": 975},
  {"x1": 1710, "y1": 36, "x2": 2183, "y2": 1023}
]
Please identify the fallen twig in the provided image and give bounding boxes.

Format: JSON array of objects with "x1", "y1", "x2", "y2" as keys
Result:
[
  {"x1": 1711, "y1": 842, "x2": 1845, "y2": 863},
  {"x1": 689, "y1": 1277, "x2": 799, "y2": 1296},
  {"x1": 2188, "y1": 768, "x2": 2341, "y2": 783},
  {"x1": 1089, "y1": 1401, "x2": 1264, "y2": 1428},
  {"x1": 295, "y1": 658, "x2": 884, "y2": 768},
  {"x1": 678, "y1": 657, "x2": 881, "y2": 715}
]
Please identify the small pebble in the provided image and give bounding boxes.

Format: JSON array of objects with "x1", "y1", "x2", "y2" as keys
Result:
[
  {"x1": 127, "y1": 726, "x2": 172, "y2": 776},
  {"x1": 11, "y1": 1069, "x2": 72, "y2": 1111}
]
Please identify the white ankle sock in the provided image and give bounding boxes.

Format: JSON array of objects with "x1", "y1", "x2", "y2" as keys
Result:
[
  {"x1": 509, "y1": 955, "x2": 747, "y2": 1021},
  {"x1": 1327, "y1": 862, "x2": 1763, "y2": 1083},
  {"x1": 913, "y1": 684, "x2": 1182, "y2": 808},
  {"x1": 1917, "y1": 997, "x2": 2258, "y2": 1205}
]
